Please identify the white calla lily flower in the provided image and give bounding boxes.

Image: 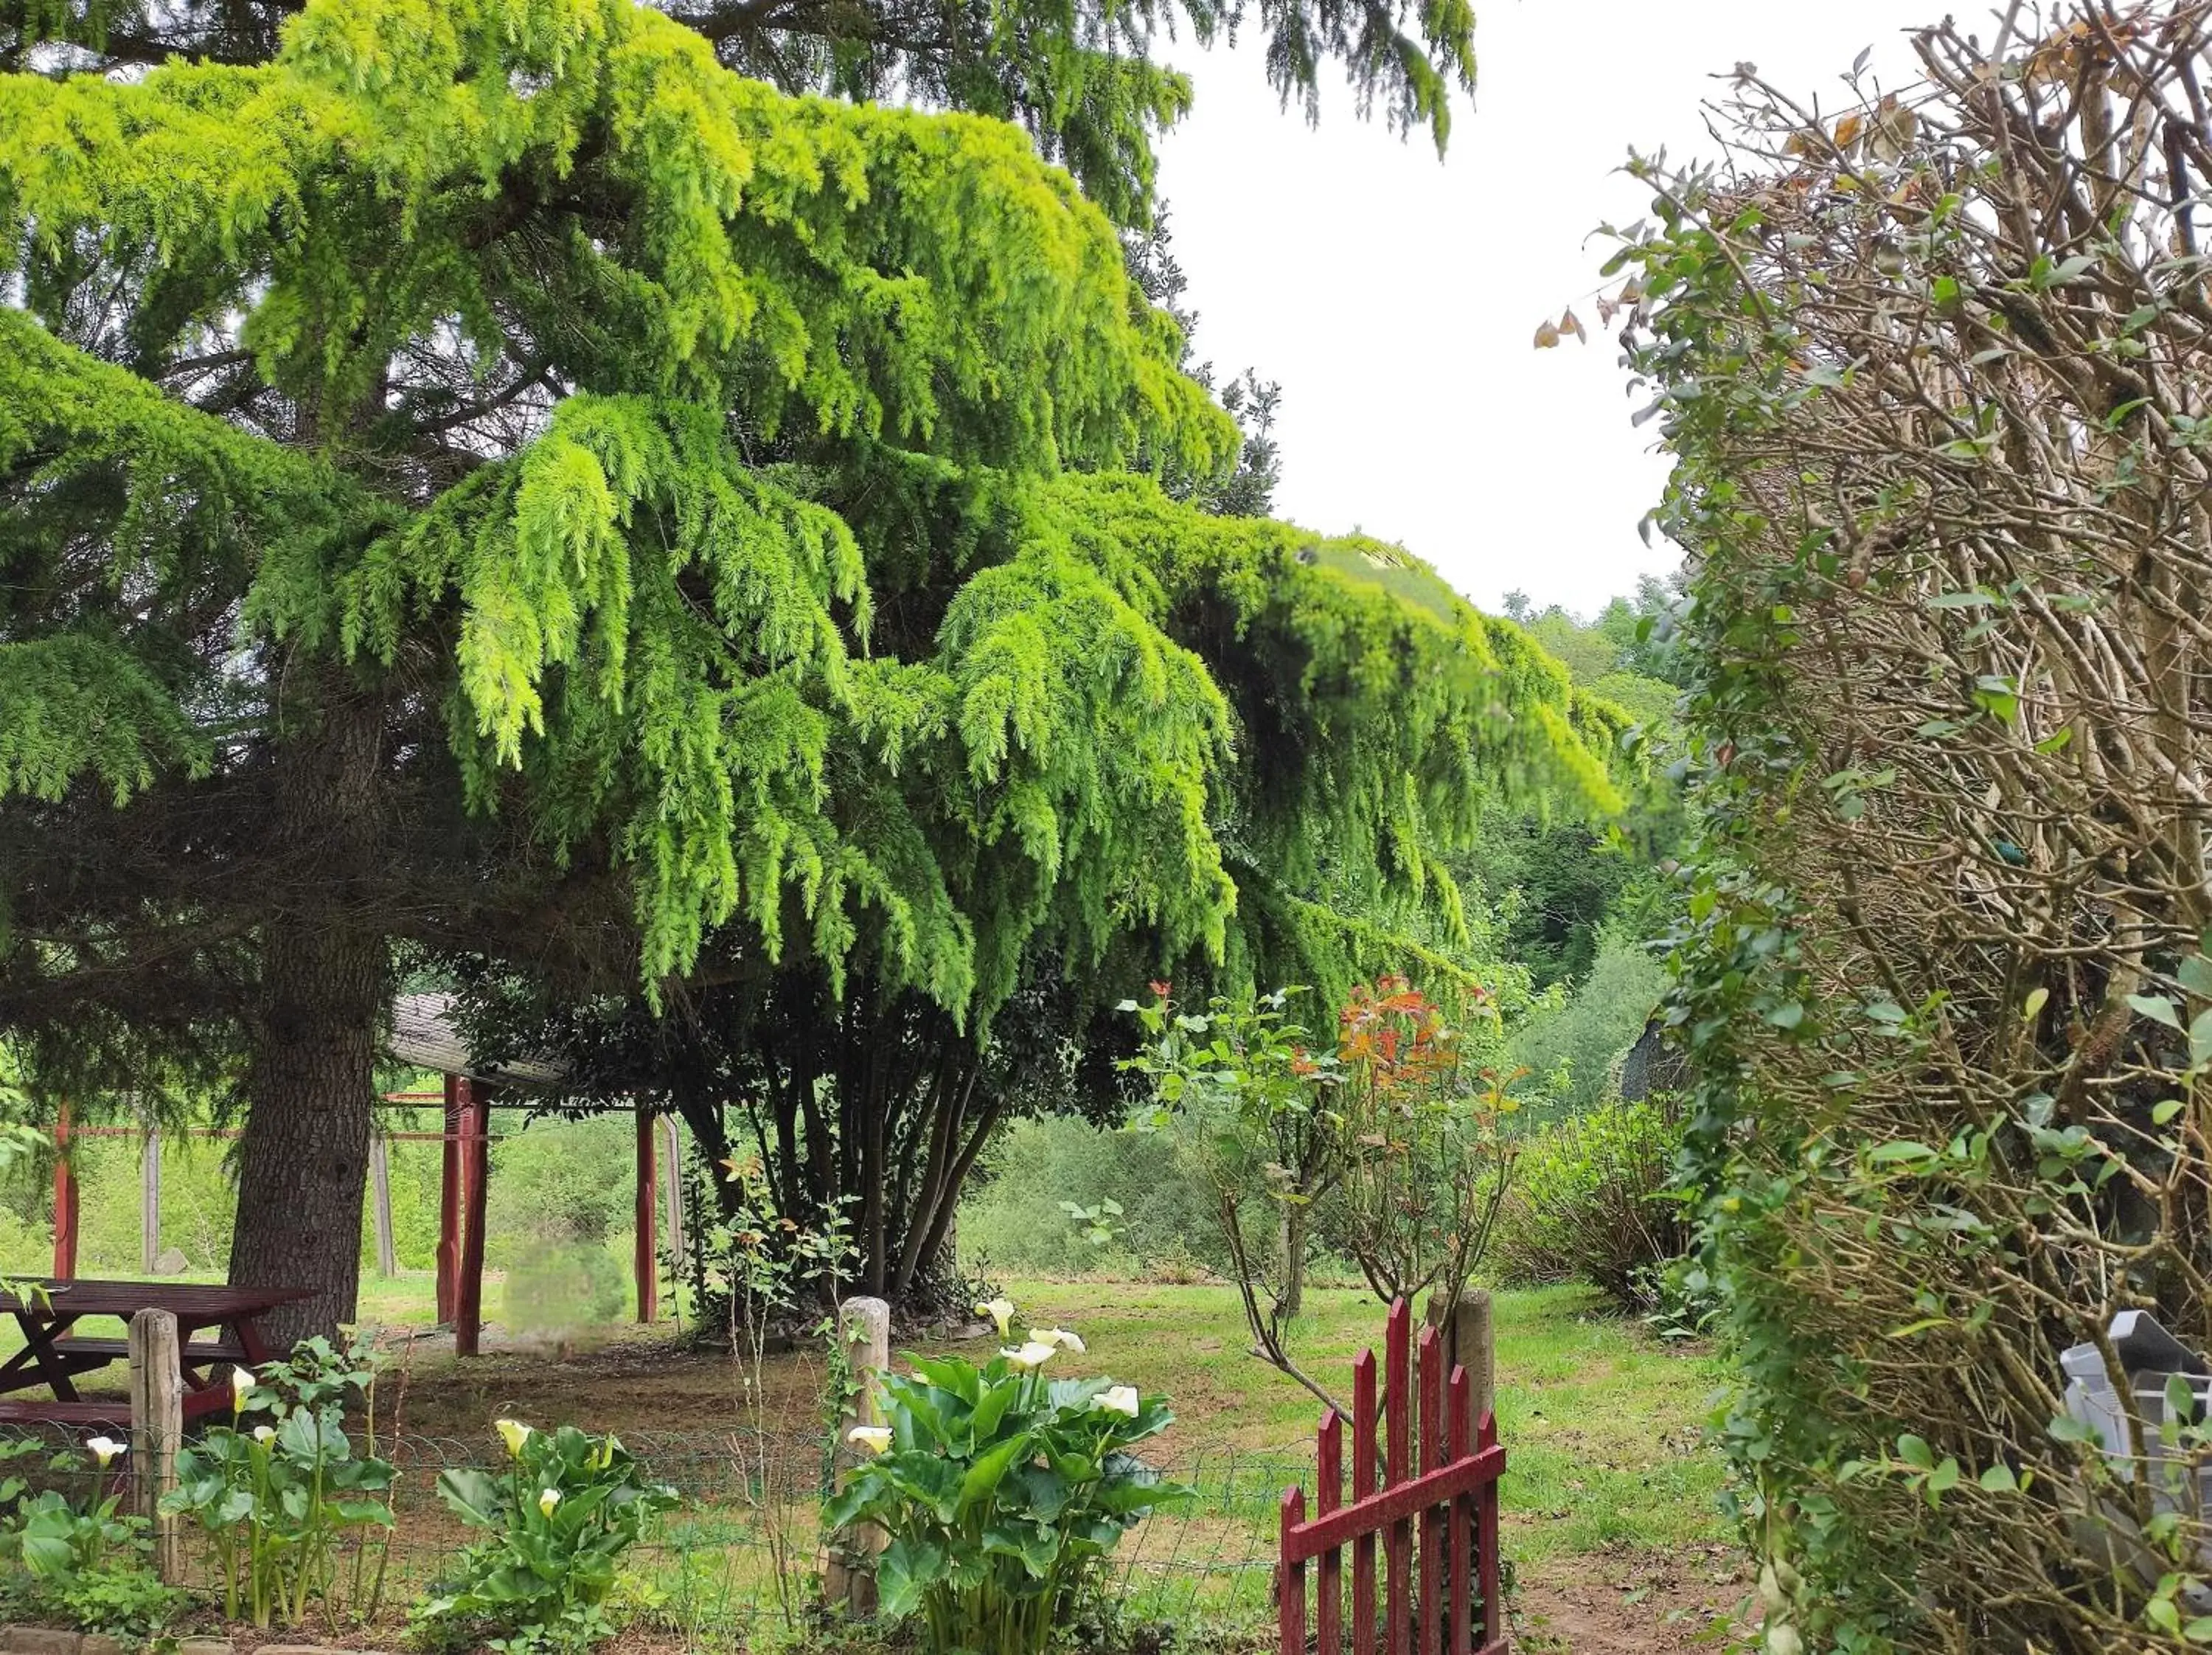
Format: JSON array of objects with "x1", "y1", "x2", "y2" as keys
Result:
[
  {"x1": 976, "y1": 1298, "x2": 1015, "y2": 1339},
  {"x1": 538, "y1": 1488, "x2": 562, "y2": 1518},
  {"x1": 1034, "y1": 1328, "x2": 1085, "y2": 1354},
  {"x1": 847, "y1": 1425, "x2": 894, "y2": 1457},
  {"x1": 1093, "y1": 1386, "x2": 1141, "y2": 1418},
  {"x1": 230, "y1": 1366, "x2": 255, "y2": 1411},
  {"x1": 1003, "y1": 1341, "x2": 1056, "y2": 1371},
  {"x1": 253, "y1": 1425, "x2": 276, "y2": 1444},
  {"x1": 86, "y1": 1436, "x2": 122, "y2": 1467},
  {"x1": 496, "y1": 1418, "x2": 534, "y2": 1458}
]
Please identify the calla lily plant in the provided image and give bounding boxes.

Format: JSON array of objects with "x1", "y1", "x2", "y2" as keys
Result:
[{"x1": 824, "y1": 1308, "x2": 1185, "y2": 1655}]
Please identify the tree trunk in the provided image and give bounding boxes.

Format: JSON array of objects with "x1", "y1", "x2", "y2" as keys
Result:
[
  {"x1": 228, "y1": 678, "x2": 389, "y2": 1352},
  {"x1": 1279, "y1": 1204, "x2": 1309, "y2": 1320}
]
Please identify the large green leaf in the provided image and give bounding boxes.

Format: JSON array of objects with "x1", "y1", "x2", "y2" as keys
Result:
[
  {"x1": 880, "y1": 1452, "x2": 964, "y2": 1524},
  {"x1": 957, "y1": 1432, "x2": 1033, "y2": 1516},
  {"x1": 905, "y1": 1355, "x2": 984, "y2": 1406},
  {"x1": 877, "y1": 1533, "x2": 947, "y2": 1621},
  {"x1": 966, "y1": 1375, "x2": 1020, "y2": 1447},
  {"x1": 435, "y1": 1466, "x2": 507, "y2": 1528},
  {"x1": 982, "y1": 1516, "x2": 1062, "y2": 1579}
]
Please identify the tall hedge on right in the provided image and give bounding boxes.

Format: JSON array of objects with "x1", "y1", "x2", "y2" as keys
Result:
[{"x1": 1605, "y1": 9, "x2": 2212, "y2": 1650}]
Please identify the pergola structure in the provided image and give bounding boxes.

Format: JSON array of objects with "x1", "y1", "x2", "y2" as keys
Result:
[{"x1": 48, "y1": 992, "x2": 684, "y2": 1356}]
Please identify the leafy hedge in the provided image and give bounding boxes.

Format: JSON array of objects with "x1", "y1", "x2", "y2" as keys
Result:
[{"x1": 1604, "y1": 8, "x2": 2212, "y2": 1651}]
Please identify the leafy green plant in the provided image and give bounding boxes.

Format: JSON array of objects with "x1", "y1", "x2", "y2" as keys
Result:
[
  {"x1": 1329, "y1": 976, "x2": 1520, "y2": 1312},
  {"x1": 0, "y1": 1437, "x2": 181, "y2": 1636},
  {"x1": 823, "y1": 1305, "x2": 1183, "y2": 1655},
  {"x1": 26, "y1": 1558, "x2": 184, "y2": 1639},
  {"x1": 1058, "y1": 1198, "x2": 1125, "y2": 1249},
  {"x1": 1123, "y1": 985, "x2": 1347, "y2": 1400},
  {"x1": 413, "y1": 1421, "x2": 678, "y2": 1654},
  {"x1": 2, "y1": 1438, "x2": 138, "y2": 1581},
  {"x1": 161, "y1": 1330, "x2": 397, "y2": 1626}
]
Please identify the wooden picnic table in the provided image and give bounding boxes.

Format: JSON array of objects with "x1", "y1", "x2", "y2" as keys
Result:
[{"x1": 0, "y1": 1280, "x2": 309, "y2": 1427}]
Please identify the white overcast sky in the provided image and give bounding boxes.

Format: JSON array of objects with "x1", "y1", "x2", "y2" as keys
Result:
[{"x1": 1150, "y1": 0, "x2": 1976, "y2": 617}]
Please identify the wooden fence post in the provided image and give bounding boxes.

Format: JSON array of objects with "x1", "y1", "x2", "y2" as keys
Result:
[
  {"x1": 455, "y1": 1083, "x2": 490, "y2": 1357},
  {"x1": 660, "y1": 1115, "x2": 686, "y2": 1275},
  {"x1": 369, "y1": 1132, "x2": 398, "y2": 1278},
  {"x1": 52, "y1": 1101, "x2": 77, "y2": 1282},
  {"x1": 128, "y1": 1308, "x2": 182, "y2": 1583},
  {"x1": 1425, "y1": 1287, "x2": 1494, "y2": 1440},
  {"x1": 824, "y1": 1296, "x2": 891, "y2": 1616},
  {"x1": 633, "y1": 1105, "x2": 657, "y2": 1325},
  {"x1": 139, "y1": 1133, "x2": 161, "y2": 1275}
]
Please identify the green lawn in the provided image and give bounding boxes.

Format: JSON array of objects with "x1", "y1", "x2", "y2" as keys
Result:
[{"x1": 985, "y1": 1281, "x2": 1729, "y2": 1566}]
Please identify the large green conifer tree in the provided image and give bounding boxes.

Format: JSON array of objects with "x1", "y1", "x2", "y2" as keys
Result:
[
  {"x1": 0, "y1": 0, "x2": 1238, "y2": 1338},
  {"x1": 0, "y1": 0, "x2": 1596, "y2": 1338}
]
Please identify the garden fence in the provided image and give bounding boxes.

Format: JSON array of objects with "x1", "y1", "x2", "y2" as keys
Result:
[
  {"x1": 1, "y1": 1420, "x2": 1309, "y2": 1639},
  {"x1": 1276, "y1": 1300, "x2": 1505, "y2": 1655}
]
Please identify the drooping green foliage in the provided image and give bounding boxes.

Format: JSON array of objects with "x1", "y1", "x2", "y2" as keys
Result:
[
  {"x1": 453, "y1": 472, "x2": 1627, "y2": 1306},
  {"x1": 0, "y1": 0, "x2": 1234, "y2": 985},
  {"x1": 3, "y1": 0, "x2": 1476, "y2": 232},
  {"x1": 0, "y1": 0, "x2": 1579, "y2": 1342},
  {"x1": 0, "y1": 0, "x2": 1240, "y2": 1341}
]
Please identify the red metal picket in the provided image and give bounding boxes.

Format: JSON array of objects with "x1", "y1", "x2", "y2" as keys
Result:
[{"x1": 1279, "y1": 1298, "x2": 1506, "y2": 1655}]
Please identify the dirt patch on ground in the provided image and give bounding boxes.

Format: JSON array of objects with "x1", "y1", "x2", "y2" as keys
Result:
[{"x1": 1509, "y1": 1545, "x2": 1747, "y2": 1654}]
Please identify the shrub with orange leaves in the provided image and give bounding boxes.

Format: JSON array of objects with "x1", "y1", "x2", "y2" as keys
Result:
[{"x1": 1331, "y1": 977, "x2": 1519, "y2": 1310}]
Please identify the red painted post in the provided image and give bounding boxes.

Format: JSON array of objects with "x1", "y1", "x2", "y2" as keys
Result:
[
  {"x1": 51, "y1": 1102, "x2": 77, "y2": 1282},
  {"x1": 1447, "y1": 1370, "x2": 1471, "y2": 1655},
  {"x1": 1417, "y1": 1325, "x2": 1443, "y2": 1655},
  {"x1": 436, "y1": 1075, "x2": 462, "y2": 1325},
  {"x1": 455, "y1": 1082, "x2": 489, "y2": 1357},
  {"x1": 634, "y1": 1105, "x2": 657, "y2": 1325},
  {"x1": 1318, "y1": 1410, "x2": 1343, "y2": 1655},
  {"x1": 1384, "y1": 1299, "x2": 1410, "y2": 1655},
  {"x1": 1280, "y1": 1486, "x2": 1307, "y2": 1655},
  {"x1": 1352, "y1": 1350, "x2": 1377, "y2": 1655},
  {"x1": 1475, "y1": 1411, "x2": 1500, "y2": 1651}
]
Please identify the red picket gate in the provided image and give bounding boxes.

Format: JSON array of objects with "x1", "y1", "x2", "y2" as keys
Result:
[{"x1": 1277, "y1": 1299, "x2": 1506, "y2": 1655}]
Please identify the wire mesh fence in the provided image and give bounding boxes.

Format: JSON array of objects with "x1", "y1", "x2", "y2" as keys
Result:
[{"x1": 0, "y1": 1423, "x2": 1308, "y2": 1639}]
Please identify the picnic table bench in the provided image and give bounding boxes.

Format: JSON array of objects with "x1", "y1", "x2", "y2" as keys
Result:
[{"x1": 0, "y1": 1280, "x2": 308, "y2": 1428}]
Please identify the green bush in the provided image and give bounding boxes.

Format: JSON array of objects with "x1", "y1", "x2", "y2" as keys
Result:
[
  {"x1": 0, "y1": 1437, "x2": 181, "y2": 1637},
  {"x1": 1490, "y1": 1094, "x2": 1688, "y2": 1313},
  {"x1": 484, "y1": 1117, "x2": 638, "y2": 1266}
]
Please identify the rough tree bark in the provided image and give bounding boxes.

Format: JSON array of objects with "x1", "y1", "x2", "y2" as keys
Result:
[{"x1": 227, "y1": 674, "x2": 389, "y2": 1350}]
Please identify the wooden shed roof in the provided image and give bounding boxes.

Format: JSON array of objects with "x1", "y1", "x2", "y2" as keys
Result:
[{"x1": 389, "y1": 992, "x2": 568, "y2": 1089}]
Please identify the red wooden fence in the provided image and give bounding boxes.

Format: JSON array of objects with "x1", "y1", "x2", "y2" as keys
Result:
[{"x1": 1278, "y1": 1299, "x2": 1506, "y2": 1655}]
